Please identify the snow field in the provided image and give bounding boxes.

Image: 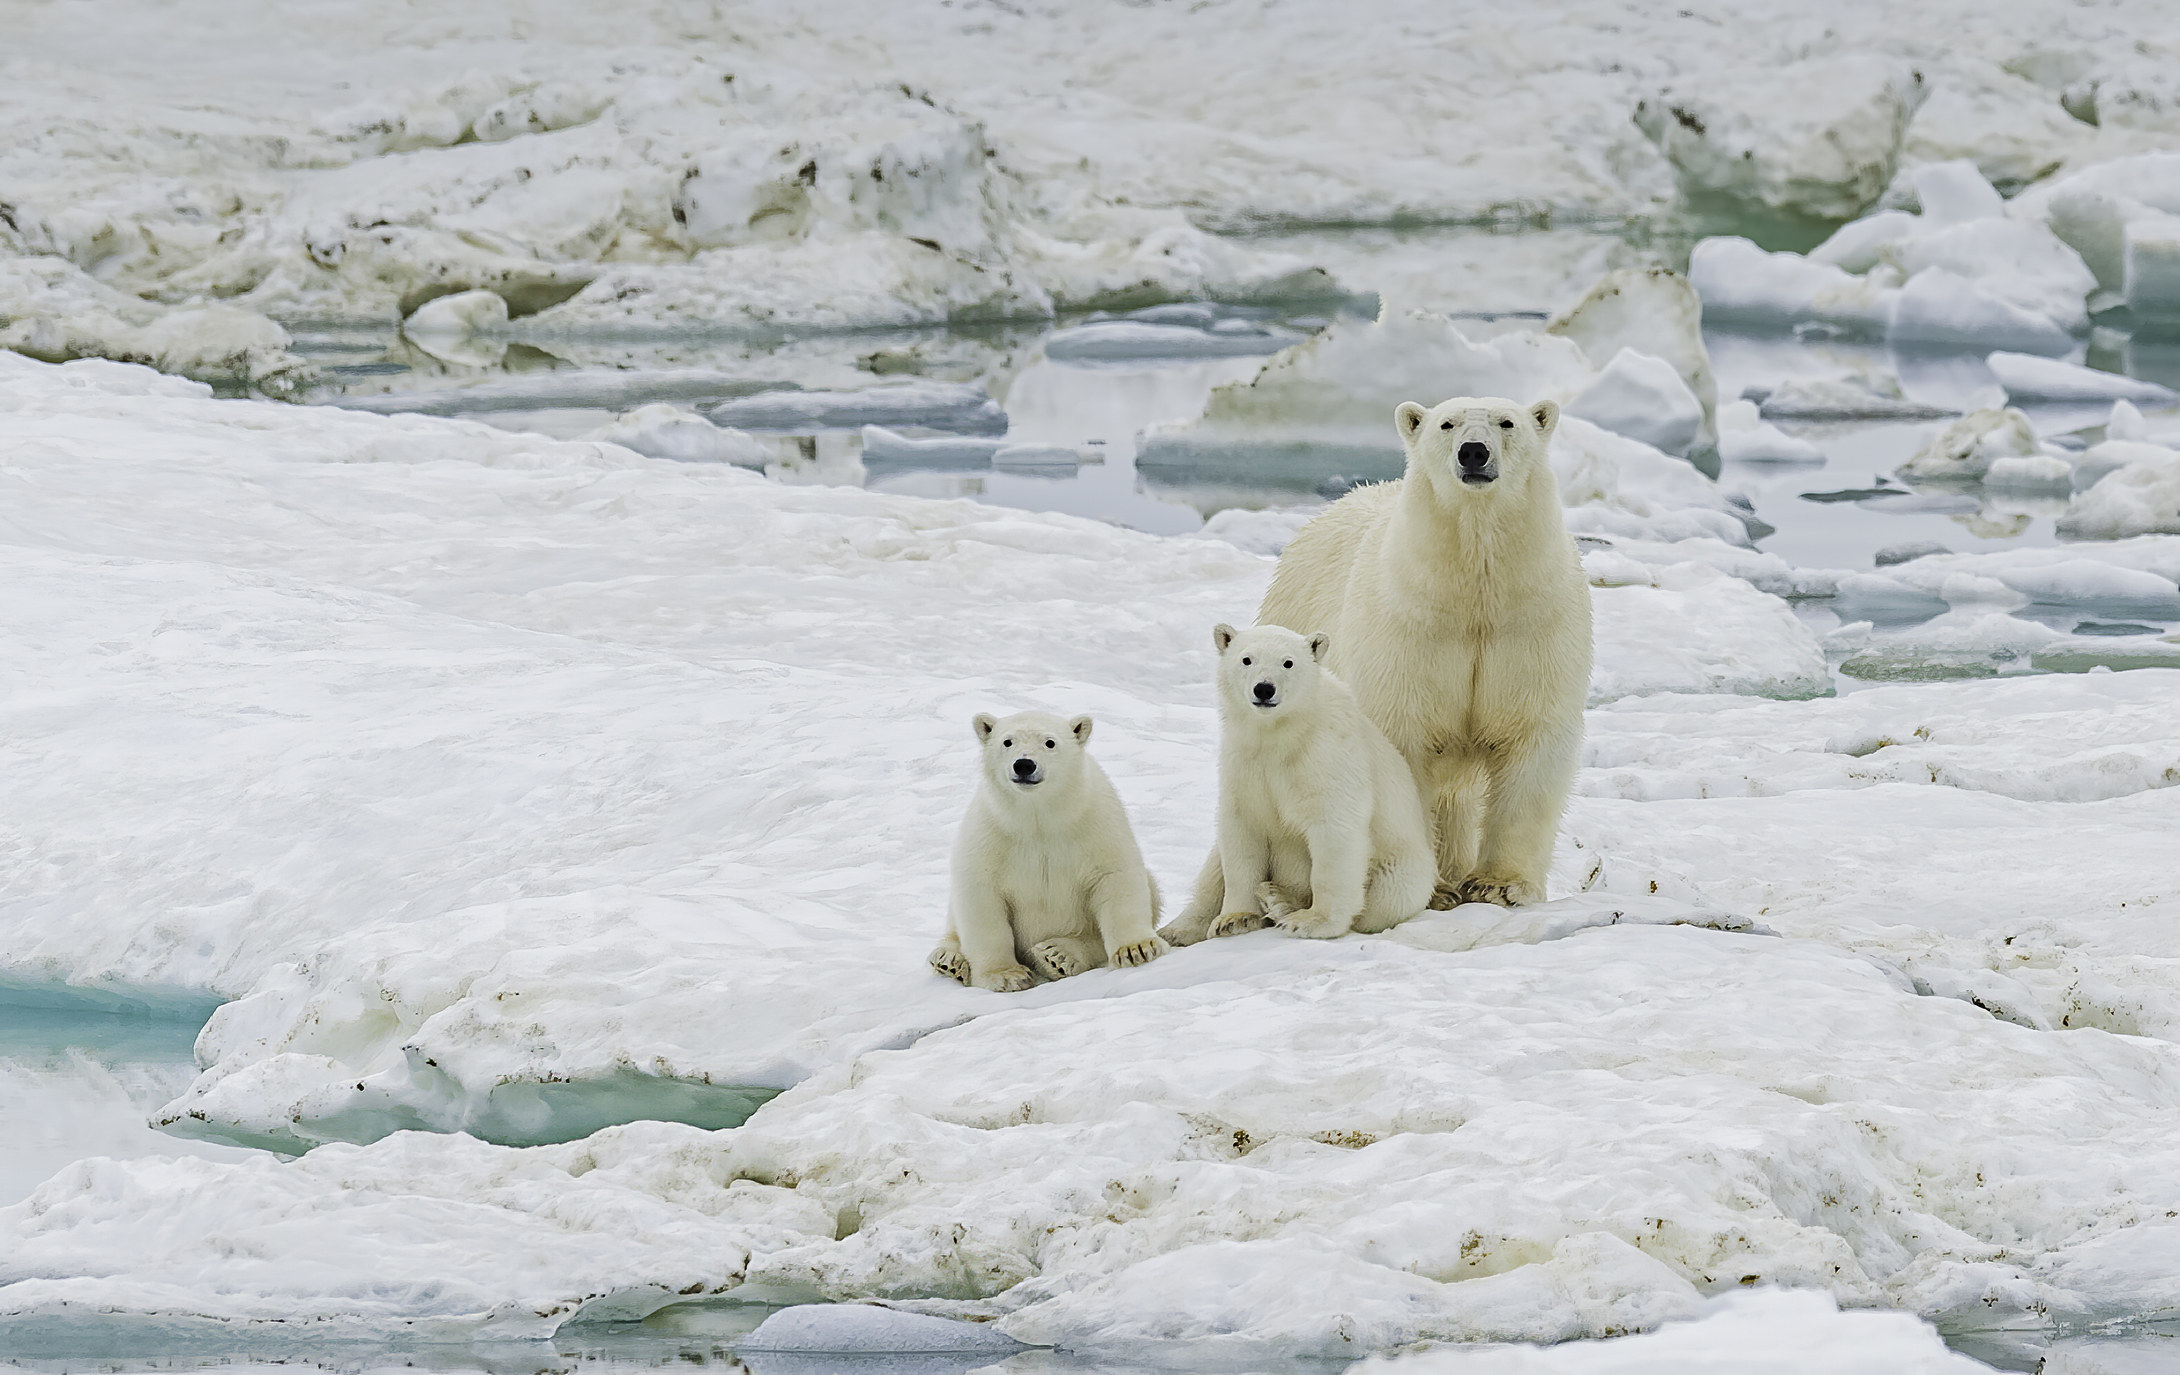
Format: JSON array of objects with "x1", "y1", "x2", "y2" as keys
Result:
[{"x1": 3, "y1": 351, "x2": 2180, "y2": 1352}]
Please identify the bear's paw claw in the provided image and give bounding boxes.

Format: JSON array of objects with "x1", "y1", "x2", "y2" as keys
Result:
[
  {"x1": 1273, "y1": 907, "x2": 1349, "y2": 940},
  {"x1": 1031, "y1": 941, "x2": 1085, "y2": 980},
  {"x1": 929, "y1": 947, "x2": 972, "y2": 984},
  {"x1": 1210, "y1": 910, "x2": 1272, "y2": 939},
  {"x1": 1456, "y1": 877, "x2": 1538, "y2": 908},
  {"x1": 1110, "y1": 936, "x2": 1168, "y2": 967}
]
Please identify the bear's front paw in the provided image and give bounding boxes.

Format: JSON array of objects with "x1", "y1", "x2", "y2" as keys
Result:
[
  {"x1": 1109, "y1": 936, "x2": 1168, "y2": 967},
  {"x1": 1031, "y1": 940, "x2": 1085, "y2": 980},
  {"x1": 1428, "y1": 884, "x2": 1463, "y2": 910},
  {"x1": 929, "y1": 945, "x2": 972, "y2": 985},
  {"x1": 1210, "y1": 910, "x2": 1272, "y2": 939},
  {"x1": 973, "y1": 964, "x2": 1035, "y2": 992},
  {"x1": 1273, "y1": 906, "x2": 1351, "y2": 940},
  {"x1": 1456, "y1": 876, "x2": 1541, "y2": 908}
]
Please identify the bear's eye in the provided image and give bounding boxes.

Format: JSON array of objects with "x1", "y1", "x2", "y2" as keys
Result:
[
  {"x1": 1241, "y1": 656, "x2": 1252, "y2": 666},
  {"x1": 1283, "y1": 659, "x2": 1293, "y2": 668},
  {"x1": 1499, "y1": 418, "x2": 1514, "y2": 429},
  {"x1": 1439, "y1": 421, "x2": 1452, "y2": 430},
  {"x1": 1002, "y1": 738, "x2": 1012, "y2": 748},
  {"x1": 1044, "y1": 738, "x2": 1055, "y2": 749}
]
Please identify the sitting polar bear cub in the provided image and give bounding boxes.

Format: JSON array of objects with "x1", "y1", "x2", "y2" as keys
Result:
[
  {"x1": 1254, "y1": 395, "x2": 1592, "y2": 908},
  {"x1": 930, "y1": 710, "x2": 1166, "y2": 991},
  {"x1": 1161, "y1": 624, "x2": 1434, "y2": 944}
]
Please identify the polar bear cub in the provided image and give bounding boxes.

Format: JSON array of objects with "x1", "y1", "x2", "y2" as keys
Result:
[
  {"x1": 1160, "y1": 624, "x2": 1434, "y2": 944},
  {"x1": 929, "y1": 710, "x2": 1166, "y2": 991}
]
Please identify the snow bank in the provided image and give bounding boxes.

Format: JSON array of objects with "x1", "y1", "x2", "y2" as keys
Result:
[
  {"x1": 1566, "y1": 349, "x2": 1704, "y2": 457},
  {"x1": 0, "y1": 258, "x2": 308, "y2": 389},
  {"x1": 2060, "y1": 448, "x2": 2180, "y2": 538},
  {"x1": 1355, "y1": 1290, "x2": 1987, "y2": 1373},
  {"x1": 703, "y1": 382, "x2": 1008, "y2": 434}
]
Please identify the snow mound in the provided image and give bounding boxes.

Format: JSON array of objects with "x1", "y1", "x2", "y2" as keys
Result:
[
  {"x1": 1354, "y1": 1289, "x2": 1987, "y2": 1374},
  {"x1": 1566, "y1": 349, "x2": 1704, "y2": 457},
  {"x1": 1635, "y1": 55, "x2": 1923, "y2": 223},
  {"x1": 1, "y1": 258, "x2": 308, "y2": 389},
  {"x1": 1694, "y1": 163, "x2": 2093, "y2": 355},
  {"x1": 586, "y1": 405, "x2": 773, "y2": 465},
  {"x1": 2060, "y1": 448, "x2": 2180, "y2": 538},
  {"x1": 740, "y1": 1305, "x2": 1019, "y2": 1354},
  {"x1": 1589, "y1": 564, "x2": 1829, "y2": 703},
  {"x1": 1545, "y1": 269, "x2": 1716, "y2": 437},
  {"x1": 1042, "y1": 316, "x2": 1305, "y2": 361},
  {"x1": 1715, "y1": 399, "x2": 1825, "y2": 464},
  {"x1": 1897, "y1": 407, "x2": 2046, "y2": 481}
]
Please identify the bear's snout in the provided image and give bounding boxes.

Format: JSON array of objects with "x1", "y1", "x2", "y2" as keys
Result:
[
  {"x1": 1252, "y1": 680, "x2": 1279, "y2": 706},
  {"x1": 1456, "y1": 440, "x2": 1496, "y2": 483},
  {"x1": 1011, "y1": 756, "x2": 1042, "y2": 784}
]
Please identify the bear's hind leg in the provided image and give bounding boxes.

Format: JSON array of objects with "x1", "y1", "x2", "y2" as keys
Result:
[
  {"x1": 1353, "y1": 849, "x2": 1435, "y2": 934},
  {"x1": 1157, "y1": 849, "x2": 1224, "y2": 947}
]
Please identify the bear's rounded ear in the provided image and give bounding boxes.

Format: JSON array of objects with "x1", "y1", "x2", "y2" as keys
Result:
[
  {"x1": 1529, "y1": 398, "x2": 1560, "y2": 438},
  {"x1": 1395, "y1": 401, "x2": 1427, "y2": 444},
  {"x1": 1070, "y1": 715, "x2": 1093, "y2": 745},
  {"x1": 1212, "y1": 623, "x2": 1237, "y2": 655},
  {"x1": 1308, "y1": 631, "x2": 1331, "y2": 662},
  {"x1": 973, "y1": 712, "x2": 998, "y2": 742}
]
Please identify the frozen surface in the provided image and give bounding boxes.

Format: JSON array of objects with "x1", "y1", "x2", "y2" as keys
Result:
[
  {"x1": 1355, "y1": 1289, "x2": 1989, "y2": 1373},
  {"x1": 739, "y1": 1305, "x2": 1020, "y2": 1353},
  {"x1": 4, "y1": 355, "x2": 2180, "y2": 1354},
  {"x1": 0, "y1": 354, "x2": 1818, "y2": 1154}
]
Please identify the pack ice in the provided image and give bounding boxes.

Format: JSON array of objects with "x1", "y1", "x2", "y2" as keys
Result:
[{"x1": 3, "y1": 352, "x2": 2180, "y2": 1356}]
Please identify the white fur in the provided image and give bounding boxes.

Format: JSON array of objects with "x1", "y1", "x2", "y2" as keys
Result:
[
  {"x1": 930, "y1": 710, "x2": 1166, "y2": 990},
  {"x1": 1237, "y1": 395, "x2": 1591, "y2": 908},
  {"x1": 1159, "y1": 624, "x2": 1434, "y2": 946}
]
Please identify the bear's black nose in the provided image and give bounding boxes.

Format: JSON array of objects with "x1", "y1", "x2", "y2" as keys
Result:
[
  {"x1": 1253, "y1": 681, "x2": 1277, "y2": 702},
  {"x1": 1457, "y1": 441, "x2": 1491, "y2": 469},
  {"x1": 1013, "y1": 757, "x2": 1038, "y2": 778}
]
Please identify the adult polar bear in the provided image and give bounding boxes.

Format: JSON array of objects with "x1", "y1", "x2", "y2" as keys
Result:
[{"x1": 1166, "y1": 395, "x2": 1591, "y2": 939}]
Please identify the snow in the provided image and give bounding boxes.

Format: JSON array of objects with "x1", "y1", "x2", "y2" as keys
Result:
[
  {"x1": 1633, "y1": 56, "x2": 1925, "y2": 223},
  {"x1": 1354, "y1": 1290, "x2": 1987, "y2": 1374},
  {"x1": 6, "y1": 356, "x2": 2180, "y2": 1352},
  {"x1": 1695, "y1": 163, "x2": 2093, "y2": 355},
  {"x1": 1544, "y1": 270, "x2": 1717, "y2": 438},
  {"x1": 584, "y1": 405, "x2": 773, "y2": 465},
  {"x1": 0, "y1": 354, "x2": 1818, "y2": 1157},
  {"x1": 1566, "y1": 350, "x2": 1704, "y2": 457},
  {"x1": 1041, "y1": 317, "x2": 1306, "y2": 361},
  {"x1": 2060, "y1": 448, "x2": 2180, "y2": 538}
]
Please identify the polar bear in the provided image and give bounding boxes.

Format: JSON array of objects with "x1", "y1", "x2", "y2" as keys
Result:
[
  {"x1": 929, "y1": 710, "x2": 1166, "y2": 991},
  {"x1": 1248, "y1": 396, "x2": 1590, "y2": 908},
  {"x1": 1160, "y1": 624, "x2": 1434, "y2": 945}
]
